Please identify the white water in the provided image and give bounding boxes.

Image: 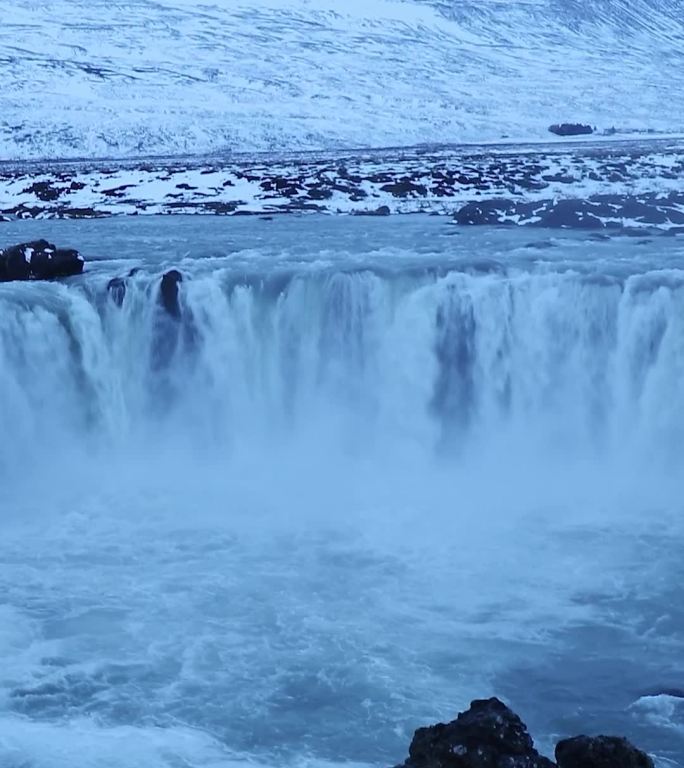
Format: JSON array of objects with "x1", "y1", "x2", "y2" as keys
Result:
[{"x1": 1, "y1": 217, "x2": 683, "y2": 767}]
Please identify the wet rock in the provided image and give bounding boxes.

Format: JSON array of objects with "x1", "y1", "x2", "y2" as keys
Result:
[
  {"x1": 159, "y1": 269, "x2": 183, "y2": 318},
  {"x1": 0, "y1": 243, "x2": 32, "y2": 280},
  {"x1": 453, "y1": 199, "x2": 519, "y2": 225},
  {"x1": 549, "y1": 123, "x2": 594, "y2": 137},
  {"x1": 0, "y1": 239, "x2": 84, "y2": 282},
  {"x1": 453, "y1": 192, "x2": 684, "y2": 230},
  {"x1": 1, "y1": 203, "x2": 45, "y2": 219},
  {"x1": 555, "y1": 736, "x2": 654, "y2": 768},
  {"x1": 203, "y1": 201, "x2": 240, "y2": 214},
  {"x1": 353, "y1": 205, "x2": 391, "y2": 216},
  {"x1": 538, "y1": 199, "x2": 606, "y2": 229},
  {"x1": 31, "y1": 246, "x2": 84, "y2": 279},
  {"x1": 59, "y1": 207, "x2": 107, "y2": 219},
  {"x1": 400, "y1": 697, "x2": 554, "y2": 768},
  {"x1": 107, "y1": 276, "x2": 127, "y2": 307}
]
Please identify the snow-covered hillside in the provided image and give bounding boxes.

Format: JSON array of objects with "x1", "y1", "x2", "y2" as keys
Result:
[{"x1": 1, "y1": 0, "x2": 684, "y2": 160}]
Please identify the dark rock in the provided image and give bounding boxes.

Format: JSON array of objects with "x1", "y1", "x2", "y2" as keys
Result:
[
  {"x1": 549, "y1": 123, "x2": 594, "y2": 137},
  {"x1": 0, "y1": 239, "x2": 84, "y2": 282},
  {"x1": 353, "y1": 205, "x2": 391, "y2": 216},
  {"x1": 1, "y1": 204, "x2": 45, "y2": 219},
  {"x1": 59, "y1": 207, "x2": 107, "y2": 219},
  {"x1": 555, "y1": 736, "x2": 654, "y2": 768},
  {"x1": 454, "y1": 199, "x2": 519, "y2": 226},
  {"x1": 31, "y1": 247, "x2": 84, "y2": 279},
  {"x1": 537, "y1": 199, "x2": 606, "y2": 229},
  {"x1": 401, "y1": 698, "x2": 554, "y2": 768},
  {"x1": 22, "y1": 180, "x2": 64, "y2": 202},
  {"x1": 202, "y1": 201, "x2": 239, "y2": 214},
  {"x1": 1, "y1": 243, "x2": 33, "y2": 280},
  {"x1": 101, "y1": 184, "x2": 136, "y2": 197},
  {"x1": 307, "y1": 186, "x2": 334, "y2": 200},
  {"x1": 159, "y1": 269, "x2": 183, "y2": 319},
  {"x1": 380, "y1": 179, "x2": 428, "y2": 197},
  {"x1": 453, "y1": 192, "x2": 684, "y2": 230},
  {"x1": 274, "y1": 201, "x2": 326, "y2": 213},
  {"x1": 107, "y1": 276, "x2": 127, "y2": 307}
]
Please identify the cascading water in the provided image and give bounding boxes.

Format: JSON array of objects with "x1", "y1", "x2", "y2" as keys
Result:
[
  {"x1": 1, "y1": 216, "x2": 683, "y2": 768},
  {"x1": 1, "y1": 258, "x2": 683, "y2": 466}
]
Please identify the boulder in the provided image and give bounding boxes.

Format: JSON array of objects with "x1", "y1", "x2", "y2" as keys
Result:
[
  {"x1": 31, "y1": 246, "x2": 83, "y2": 279},
  {"x1": 107, "y1": 276, "x2": 127, "y2": 307},
  {"x1": 0, "y1": 239, "x2": 84, "y2": 282},
  {"x1": 454, "y1": 199, "x2": 519, "y2": 226},
  {"x1": 107, "y1": 268, "x2": 141, "y2": 307},
  {"x1": 453, "y1": 192, "x2": 684, "y2": 230},
  {"x1": 159, "y1": 269, "x2": 183, "y2": 318},
  {"x1": 555, "y1": 736, "x2": 654, "y2": 768},
  {"x1": 548, "y1": 123, "x2": 594, "y2": 137},
  {"x1": 399, "y1": 697, "x2": 555, "y2": 768},
  {"x1": 353, "y1": 205, "x2": 391, "y2": 216}
]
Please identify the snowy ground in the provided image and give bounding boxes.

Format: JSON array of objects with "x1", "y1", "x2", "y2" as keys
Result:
[
  {"x1": 1, "y1": 0, "x2": 684, "y2": 160},
  {"x1": 1, "y1": 139, "x2": 683, "y2": 224}
]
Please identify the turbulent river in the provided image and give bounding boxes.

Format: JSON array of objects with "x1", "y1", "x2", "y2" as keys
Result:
[{"x1": 0, "y1": 215, "x2": 683, "y2": 767}]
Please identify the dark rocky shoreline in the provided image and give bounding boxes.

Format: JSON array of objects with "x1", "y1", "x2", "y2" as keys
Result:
[{"x1": 398, "y1": 698, "x2": 654, "y2": 768}]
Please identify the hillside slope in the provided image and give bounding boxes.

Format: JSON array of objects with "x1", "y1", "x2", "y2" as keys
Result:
[{"x1": 1, "y1": 0, "x2": 684, "y2": 159}]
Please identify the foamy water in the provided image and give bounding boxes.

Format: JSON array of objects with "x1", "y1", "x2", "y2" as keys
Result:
[{"x1": 1, "y1": 216, "x2": 683, "y2": 767}]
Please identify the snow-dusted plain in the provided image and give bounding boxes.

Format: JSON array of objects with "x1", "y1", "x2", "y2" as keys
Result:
[
  {"x1": 1, "y1": 0, "x2": 684, "y2": 160},
  {"x1": 2, "y1": 139, "x2": 684, "y2": 225}
]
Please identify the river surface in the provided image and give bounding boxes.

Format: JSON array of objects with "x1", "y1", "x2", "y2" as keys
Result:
[{"x1": 0, "y1": 215, "x2": 683, "y2": 767}]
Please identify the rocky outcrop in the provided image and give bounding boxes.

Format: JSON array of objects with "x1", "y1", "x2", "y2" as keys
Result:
[
  {"x1": 396, "y1": 698, "x2": 654, "y2": 768},
  {"x1": 399, "y1": 698, "x2": 554, "y2": 768},
  {"x1": 107, "y1": 267, "x2": 186, "y2": 318},
  {"x1": 0, "y1": 239, "x2": 84, "y2": 282},
  {"x1": 549, "y1": 123, "x2": 594, "y2": 137},
  {"x1": 353, "y1": 205, "x2": 391, "y2": 216},
  {"x1": 107, "y1": 276, "x2": 127, "y2": 306},
  {"x1": 555, "y1": 736, "x2": 654, "y2": 768},
  {"x1": 159, "y1": 269, "x2": 183, "y2": 318},
  {"x1": 453, "y1": 192, "x2": 684, "y2": 230},
  {"x1": 106, "y1": 268, "x2": 140, "y2": 307}
]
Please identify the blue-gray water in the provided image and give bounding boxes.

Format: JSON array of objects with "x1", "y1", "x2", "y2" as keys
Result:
[{"x1": 1, "y1": 215, "x2": 683, "y2": 768}]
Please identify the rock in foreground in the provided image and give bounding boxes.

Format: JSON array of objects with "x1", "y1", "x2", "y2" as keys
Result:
[
  {"x1": 0, "y1": 239, "x2": 83, "y2": 282},
  {"x1": 397, "y1": 698, "x2": 654, "y2": 768},
  {"x1": 556, "y1": 735, "x2": 654, "y2": 768},
  {"x1": 401, "y1": 697, "x2": 554, "y2": 768}
]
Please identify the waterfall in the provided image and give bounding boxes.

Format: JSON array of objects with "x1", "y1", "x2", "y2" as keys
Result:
[{"x1": 2, "y1": 263, "x2": 683, "y2": 473}]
